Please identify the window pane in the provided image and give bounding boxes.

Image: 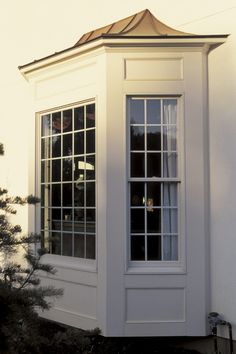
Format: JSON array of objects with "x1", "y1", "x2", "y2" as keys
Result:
[
  {"x1": 74, "y1": 209, "x2": 85, "y2": 233},
  {"x1": 147, "y1": 208, "x2": 161, "y2": 233},
  {"x1": 163, "y1": 235, "x2": 178, "y2": 260},
  {"x1": 129, "y1": 99, "x2": 144, "y2": 124},
  {"x1": 74, "y1": 234, "x2": 85, "y2": 258},
  {"x1": 86, "y1": 155, "x2": 95, "y2": 180},
  {"x1": 41, "y1": 137, "x2": 50, "y2": 159},
  {"x1": 86, "y1": 209, "x2": 96, "y2": 233},
  {"x1": 52, "y1": 112, "x2": 61, "y2": 135},
  {"x1": 163, "y1": 99, "x2": 177, "y2": 124},
  {"x1": 86, "y1": 234, "x2": 95, "y2": 259},
  {"x1": 163, "y1": 126, "x2": 177, "y2": 151},
  {"x1": 51, "y1": 209, "x2": 61, "y2": 231},
  {"x1": 51, "y1": 184, "x2": 61, "y2": 206},
  {"x1": 163, "y1": 183, "x2": 177, "y2": 207},
  {"x1": 74, "y1": 106, "x2": 84, "y2": 130},
  {"x1": 130, "y1": 126, "x2": 144, "y2": 151},
  {"x1": 41, "y1": 184, "x2": 50, "y2": 207},
  {"x1": 147, "y1": 100, "x2": 161, "y2": 124},
  {"x1": 63, "y1": 183, "x2": 72, "y2": 206},
  {"x1": 147, "y1": 182, "x2": 161, "y2": 207},
  {"x1": 86, "y1": 130, "x2": 95, "y2": 154},
  {"x1": 63, "y1": 109, "x2": 72, "y2": 132},
  {"x1": 74, "y1": 182, "x2": 84, "y2": 207},
  {"x1": 86, "y1": 182, "x2": 95, "y2": 207},
  {"x1": 86, "y1": 104, "x2": 95, "y2": 128},
  {"x1": 147, "y1": 153, "x2": 161, "y2": 177},
  {"x1": 130, "y1": 182, "x2": 144, "y2": 206},
  {"x1": 147, "y1": 236, "x2": 161, "y2": 260},
  {"x1": 62, "y1": 209, "x2": 73, "y2": 231},
  {"x1": 51, "y1": 232, "x2": 61, "y2": 255},
  {"x1": 74, "y1": 131, "x2": 84, "y2": 155},
  {"x1": 131, "y1": 236, "x2": 145, "y2": 260},
  {"x1": 52, "y1": 159, "x2": 61, "y2": 182},
  {"x1": 63, "y1": 158, "x2": 72, "y2": 181},
  {"x1": 62, "y1": 233, "x2": 72, "y2": 256},
  {"x1": 74, "y1": 156, "x2": 85, "y2": 182},
  {"x1": 63, "y1": 134, "x2": 72, "y2": 156},
  {"x1": 147, "y1": 126, "x2": 161, "y2": 151},
  {"x1": 163, "y1": 209, "x2": 178, "y2": 233},
  {"x1": 41, "y1": 114, "x2": 51, "y2": 136},
  {"x1": 131, "y1": 209, "x2": 145, "y2": 233},
  {"x1": 131, "y1": 153, "x2": 145, "y2": 177},
  {"x1": 52, "y1": 136, "x2": 61, "y2": 158},
  {"x1": 163, "y1": 152, "x2": 177, "y2": 177}
]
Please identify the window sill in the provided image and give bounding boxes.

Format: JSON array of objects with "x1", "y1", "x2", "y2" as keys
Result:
[
  {"x1": 41, "y1": 254, "x2": 97, "y2": 273},
  {"x1": 126, "y1": 261, "x2": 186, "y2": 275}
]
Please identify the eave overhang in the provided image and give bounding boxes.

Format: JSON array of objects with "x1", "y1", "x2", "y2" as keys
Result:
[{"x1": 19, "y1": 34, "x2": 228, "y2": 79}]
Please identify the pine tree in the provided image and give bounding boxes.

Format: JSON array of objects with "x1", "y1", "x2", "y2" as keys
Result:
[{"x1": 0, "y1": 143, "x2": 62, "y2": 353}]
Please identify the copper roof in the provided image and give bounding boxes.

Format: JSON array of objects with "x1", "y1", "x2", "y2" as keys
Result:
[{"x1": 75, "y1": 9, "x2": 192, "y2": 46}]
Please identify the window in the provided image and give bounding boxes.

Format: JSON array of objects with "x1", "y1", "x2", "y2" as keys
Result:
[
  {"x1": 40, "y1": 102, "x2": 96, "y2": 259},
  {"x1": 128, "y1": 97, "x2": 179, "y2": 262}
]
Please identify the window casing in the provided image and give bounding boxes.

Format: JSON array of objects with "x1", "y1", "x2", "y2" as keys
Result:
[
  {"x1": 128, "y1": 97, "x2": 180, "y2": 262},
  {"x1": 40, "y1": 102, "x2": 96, "y2": 259}
]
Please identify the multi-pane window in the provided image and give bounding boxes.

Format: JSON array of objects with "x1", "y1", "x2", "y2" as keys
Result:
[
  {"x1": 40, "y1": 102, "x2": 96, "y2": 259},
  {"x1": 128, "y1": 97, "x2": 179, "y2": 261}
]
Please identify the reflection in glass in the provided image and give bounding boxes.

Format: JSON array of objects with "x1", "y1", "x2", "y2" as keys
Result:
[
  {"x1": 86, "y1": 104, "x2": 95, "y2": 128},
  {"x1": 41, "y1": 115, "x2": 51, "y2": 136},
  {"x1": 63, "y1": 158, "x2": 72, "y2": 181},
  {"x1": 51, "y1": 209, "x2": 61, "y2": 231},
  {"x1": 86, "y1": 182, "x2": 95, "y2": 207},
  {"x1": 147, "y1": 236, "x2": 161, "y2": 260},
  {"x1": 163, "y1": 209, "x2": 178, "y2": 233},
  {"x1": 147, "y1": 126, "x2": 161, "y2": 151},
  {"x1": 163, "y1": 183, "x2": 177, "y2": 207},
  {"x1": 147, "y1": 208, "x2": 161, "y2": 233},
  {"x1": 63, "y1": 109, "x2": 72, "y2": 132},
  {"x1": 163, "y1": 126, "x2": 177, "y2": 151},
  {"x1": 62, "y1": 209, "x2": 73, "y2": 231},
  {"x1": 51, "y1": 232, "x2": 61, "y2": 255},
  {"x1": 74, "y1": 106, "x2": 84, "y2": 130},
  {"x1": 52, "y1": 112, "x2": 61, "y2": 134},
  {"x1": 147, "y1": 100, "x2": 161, "y2": 124},
  {"x1": 52, "y1": 136, "x2": 61, "y2": 157},
  {"x1": 163, "y1": 99, "x2": 177, "y2": 124},
  {"x1": 63, "y1": 183, "x2": 72, "y2": 206},
  {"x1": 74, "y1": 234, "x2": 85, "y2": 258},
  {"x1": 131, "y1": 153, "x2": 145, "y2": 177},
  {"x1": 41, "y1": 184, "x2": 50, "y2": 207},
  {"x1": 62, "y1": 233, "x2": 72, "y2": 256},
  {"x1": 63, "y1": 134, "x2": 72, "y2": 156},
  {"x1": 74, "y1": 131, "x2": 84, "y2": 155},
  {"x1": 74, "y1": 156, "x2": 84, "y2": 182},
  {"x1": 74, "y1": 183, "x2": 84, "y2": 207},
  {"x1": 130, "y1": 182, "x2": 144, "y2": 206},
  {"x1": 130, "y1": 126, "x2": 144, "y2": 151},
  {"x1": 131, "y1": 209, "x2": 145, "y2": 233},
  {"x1": 163, "y1": 152, "x2": 177, "y2": 177},
  {"x1": 163, "y1": 235, "x2": 178, "y2": 260},
  {"x1": 86, "y1": 209, "x2": 95, "y2": 233},
  {"x1": 147, "y1": 182, "x2": 161, "y2": 207},
  {"x1": 86, "y1": 130, "x2": 95, "y2": 154},
  {"x1": 41, "y1": 137, "x2": 50, "y2": 159},
  {"x1": 129, "y1": 99, "x2": 144, "y2": 124},
  {"x1": 147, "y1": 153, "x2": 161, "y2": 177},
  {"x1": 52, "y1": 160, "x2": 61, "y2": 182},
  {"x1": 131, "y1": 236, "x2": 145, "y2": 260},
  {"x1": 74, "y1": 209, "x2": 85, "y2": 233},
  {"x1": 86, "y1": 156, "x2": 95, "y2": 180},
  {"x1": 51, "y1": 184, "x2": 61, "y2": 206},
  {"x1": 86, "y1": 234, "x2": 95, "y2": 259}
]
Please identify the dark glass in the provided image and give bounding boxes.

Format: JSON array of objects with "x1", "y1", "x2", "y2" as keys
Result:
[
  {"x1": 41, "y1": 161, "x2": 45, "y2": 183},
  {"x1": 86, "y1": 182, "x2": 95, "y2": 207},
  {"x1": 41, "y1": 184, "x2": 50, "y2": 207},
  {"x1": 131, "y1": 236, "x2": 145, "y2": 260},
  {"x1": 86, "y1": 209, "x2": 95, "y2": 233},
  {"x1": 41, "y1": 115, "x2": 51, "y2": 136},
  {"x1": 51, "y1": 209, "x2": 61, "y2": 231},
  {"x1": 86, "y1": 155, "x2": 95, "y2": 180},
  {"x1": 52, "y1": 159, "x2": 61, "y2": 182},
  {"x1": 86, "y1": 234, "x2": 95, "y2": 259},
  {"x1": 74, "y1": 131, "x2": 84, "y2": 155},
  {"x1": 52, "y1": 136, "x2": 61, "y2": 158},
  {"x1": 52, "y1": 112, "x2": 61, "y2": 135},
  {"x1": 41, "y1": 208, "x2": 44, "y2": 229},
  {"x1": 63, "y1": 134, "x2": 72, "y2": 156},
  {"x1": 41, "y1": 137, "x2": 50, "y2": 159},
  {"x1": 62, "y1": 233, "x2": 72, "y2": 256},
  {"x1": 147, "y1": 208, "x2": 161, "y2": 233},
  {"x1": 74, "y1": 209, "x2": 85, "y2": 233},
  {"x1": 51, "y1": 232, "x2": 61, "y2": 255},
  {"x1": 147, "y1": 126, "x2": 161, "y2": 151},
  {"x1": 62, "y1": 209, "x2": 73, "y2": 231},
  {"x1": 147, "y1": 153, "x2": 161, "y2": 177},
  {"x1": 130, "y1": 182, "x2": 144, "y2": 206},
  {"x1": 147, "y1": 182, "x2": 161, "y2": 206},
  {"x1": 130, "y1": 153, "x2": 145, "y2": 177},
  {"x1": 74, "y1": 234, "x2": 85, "y2": 258},
  {"x1": 74, "y1": 156, "x2": 85, "y2": 181},
  {"x1": 51, "y1": 184, "x2": 61, "y2": 206},
  {"x1": 147, "y1": 100, "x2": 161, "y2": 124},
  {"x1": 63, "y1": 109, "x2": 72, "y2": 132},
  {"x1": 86, "y1": 130, "x2": 95, "y2": 154},
  {"x1": 63, "y1": 183, "x2": 72, "y2": 206},
  {"x1": 41, "y1": 160, "x2": 50, "y2": 183},
  {"x1": 147, "y1": 236, "x2": 161, "y2": 260},
  {"x1": 74, "y1": 182, "x2": 84, "y2": 207},
  {"x1": 63, "y1": 158, "x2": 72, "y2": 181},
  {"x1": 130, "y1": 126, "x2": 144, "y2": 151},
  {"x1": 131, "y1": 209, "x2": 145, "y2": 233},
  {"x1": 74, "y1": 106, "x2": 84, "y2": 130},
  {"x1": 86, "y1": 104, "x2": 95, "y2": 128},
  {"x1": 129, "y1": 99, "x2": 144, "y2": 124}
]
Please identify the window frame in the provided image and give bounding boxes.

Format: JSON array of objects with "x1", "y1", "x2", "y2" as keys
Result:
[
  {"x1": 126, "y1": 95, "x2": 185, "y2": 272},
  {"x1": 35, "y1": 99, "x2": 97, "y2": 263}
]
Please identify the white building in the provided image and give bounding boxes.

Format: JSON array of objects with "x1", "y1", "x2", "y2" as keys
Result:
[{"x1": 2, "y1": 4, "x2": 236, "y2": 348}]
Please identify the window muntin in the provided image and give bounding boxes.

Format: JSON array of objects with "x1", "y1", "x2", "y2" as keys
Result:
[
  {"x1": 40, "y1": 102, "x2": 96, "y2": 259},
  {"x1": 128, "y1": 97, "x2": 179, "y2": 262}
]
